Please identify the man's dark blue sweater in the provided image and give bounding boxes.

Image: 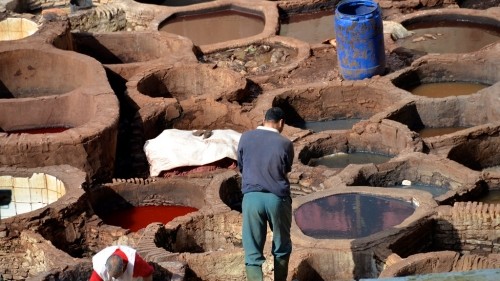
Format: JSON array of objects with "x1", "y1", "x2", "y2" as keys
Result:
[{"x1": 237, "y1": 126, "x2": 294, "y2": 198}]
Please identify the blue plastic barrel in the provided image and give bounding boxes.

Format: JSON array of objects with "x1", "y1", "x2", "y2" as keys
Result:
[{"x1": 334, "y1": 0, "x2": 385, "y2": 80}]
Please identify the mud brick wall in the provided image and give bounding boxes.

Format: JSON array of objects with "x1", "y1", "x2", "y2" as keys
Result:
[
  {"x1": 24, "y1": 0, "x2": 113, "y2": 10},
  {"x1": 0, "y1": 237, "x2": 29, "y2": 281},
  {"x1": 434, "y1": 202, "x2": 500, "y2": 255}
]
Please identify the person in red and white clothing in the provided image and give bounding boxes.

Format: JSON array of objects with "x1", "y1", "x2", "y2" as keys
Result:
[{"x1": 90, "y1": 245, "x2": 154, "y2": 281}]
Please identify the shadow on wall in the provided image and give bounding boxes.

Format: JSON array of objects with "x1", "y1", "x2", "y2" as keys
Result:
[
  {"x1": 105, "y1": 68, "x2": 151, "y2": 179},
  {"x1": 0, "y1": 80, "x2": 15, "y2": 98}
]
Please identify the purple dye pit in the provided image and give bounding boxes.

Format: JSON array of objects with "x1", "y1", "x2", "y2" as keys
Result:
[{"x1": 294, "y1": 193, "x2": 415, "y2": 239}]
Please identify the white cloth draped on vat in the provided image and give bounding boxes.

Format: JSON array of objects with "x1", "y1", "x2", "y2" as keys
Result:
[{"x1": 144, "y1": 129, "x2": 242, "y2": 177}]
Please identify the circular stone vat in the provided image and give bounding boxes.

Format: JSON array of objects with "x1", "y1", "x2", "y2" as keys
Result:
[
  {"x1": 70, "y1": 31, "x2": 191, "y2": 64},
  {"x1": 279, "y1": 9, "x2": 335, "y2": 44},
  {"x1": 290, "y1": 187, "x2": 438, "y2": 280},
  {"x1": 271, "y1": 82, "x2": 400, "y2": 131},
  {"x1": 0, "y1": 173, "x2": 66, "y2": 219},
  {"x1": 127, "y1": 64, "x2": 248, "y2": 139},
  {"x1": 309, "y1": 151, "x2": 393, "y2": 169},
  {"x1": 395, "y1": 14, "x2": 500, "y2": 54},
  {"x1": 297, "y1": 134, "x2": 397, "y2": 172},
  {"x1": 384, "y1": 99, "x2": 499, "y2": 141},
  {"x1": 447, "y1": 135, "x2": 500, "y2": 171},
  {"x1": 158, "y1": 8, "x2": 265, "y2": 46},
  {"x1": 408, "y1": 81, "x2": 489, "y2": 98},
  {"x1": 0, "y1": 49, "x2": 96, "y2": 98},
  {"x1": 100, "y1": 205, "x2": 198, "y2": 232},
  {"x1": 0, "y1": 90, "x2": 119, "y2": 182},
  {"x1": 295, "y1": 193, "x2": 415, "y2": 239},
  {"x1": 391, "y1": 60, "x2": 497, "y2": 99},
  {"x1": 380, "y1": 251, "x2": 500, "y2": 278},
  {"x1": 89, "y1": 178, "x2": 208, "y2": 232},
  {"x1": 155, "y1": 211, "x2": 242, "y2": 253},
  {"x1": 136, "y1": 64, "x2": 247, "y2": 102},
  {"x1": 295, "y1": 118, "x2": 363, "y2": 133},
  {"x1": 338, "y1": 152, "x2": 485, "y2": 204},
  {"x1": 0, "y1": 18, "x2": 38, "y2": 41}
]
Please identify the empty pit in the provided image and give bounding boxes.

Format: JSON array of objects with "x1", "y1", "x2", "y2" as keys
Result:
[
  {"x1": 271, "y1": 83, "x2": 401, "y2": 132},
  {"x1": 65, "y1": 31, "x2": 197, "y2": 80},
  {"x1": 0, "y1": 18, "x2": 38, "y2": 41},
  {"x1": 447, "y1": 133, "x2": 500, "y2": 171},
  {"x1": 394, "y1": 13, "x2": 500, "y2": 54},
  {"x1": 126, "y1": 63, "x2": 250, "y2": 140},
  {"x1": 134, "y1": 64, "x2": 247, "y2": 102},
  {"x1": 69, "y1": 31, "x2": 194, "y2": 65}
]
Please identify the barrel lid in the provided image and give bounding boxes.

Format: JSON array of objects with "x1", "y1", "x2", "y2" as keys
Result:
[{"x1": 336, "y1": 0, "x2": 380, "y2": 21}]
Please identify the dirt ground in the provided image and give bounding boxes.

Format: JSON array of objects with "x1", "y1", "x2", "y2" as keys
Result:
[{"x1": 257, "y1": 44, "x2": 412, "y2": 91}]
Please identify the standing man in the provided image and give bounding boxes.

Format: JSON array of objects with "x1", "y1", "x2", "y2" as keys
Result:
[
  {"x1": 237, "y1": 107, "x2": 295, "y2": 281},
  {"x1": 90, "y1": 245, "x2": 154, "y2": 281}
]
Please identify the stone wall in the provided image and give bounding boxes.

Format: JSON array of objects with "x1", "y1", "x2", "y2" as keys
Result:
[{"x1": 434, "y1": 202, "x2": 500, "y2": 255}]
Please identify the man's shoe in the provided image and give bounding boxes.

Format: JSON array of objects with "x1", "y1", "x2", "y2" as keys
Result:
[
  {"x1": 245, "y1": 265, "x2": 263, "y2": 281},
  {"x1": 274, "y1": 256, "x2": 289, "y2": 281}
]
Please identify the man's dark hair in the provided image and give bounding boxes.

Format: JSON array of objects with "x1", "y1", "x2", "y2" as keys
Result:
[
  {"x1": 265, "y1": 107, "x2": 285, "y2": 122},
  {"x1": 106, "y1": 254, "x2": 125, "y2": 278}
]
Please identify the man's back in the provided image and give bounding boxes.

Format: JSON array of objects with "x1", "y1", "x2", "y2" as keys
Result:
[{"x1": 238, "y1": 127, "x2": 294, "y2": 197}]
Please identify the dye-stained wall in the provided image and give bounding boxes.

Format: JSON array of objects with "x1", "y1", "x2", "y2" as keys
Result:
[{"x1": 434, "y1": 202, "x2": 500, "y2": 255}]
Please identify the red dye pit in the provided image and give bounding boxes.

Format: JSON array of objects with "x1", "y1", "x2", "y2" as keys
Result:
[
  {"x1": 101, "y1": 205, "x2": 198, "y2": 232},
  {"x1": 6, "y1": 126, "x2": 70, "y2": 134}
]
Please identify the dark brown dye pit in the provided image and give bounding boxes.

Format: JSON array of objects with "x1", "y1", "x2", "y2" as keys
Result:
[
  {"x1": 291, "y1": 118, "x2": 362, "y2": 132},
  {"x1": 159, "y1": 10, "x2": 264, "y2": 46},
  {"x1": 100, "y1": 205, "x2": 198, "y2": 232},
  {"x1": 418, "y1": 127, "x2": 468, "y2": 138},
  {"x1": 397, "y1": 20, "x2": 500, "y2": 53},
  {"x1": 294, "y1": 193, "x2": 415, "y2": 239},
  {"x1": 6, "y1": 126, "x2": 71, "y2": 135},
  {"x1": 309, "y1": 152, "x2": 392, "y2": 168},
  {"x1": 409, "y1": 82, "x2": 488, "y2": 98},
  {"x1": 279, "y1": 10, "x2": 335, "y2": 44},
  {"x1": 478, "y1": 189, "x2": 500, "y2": 204}
]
